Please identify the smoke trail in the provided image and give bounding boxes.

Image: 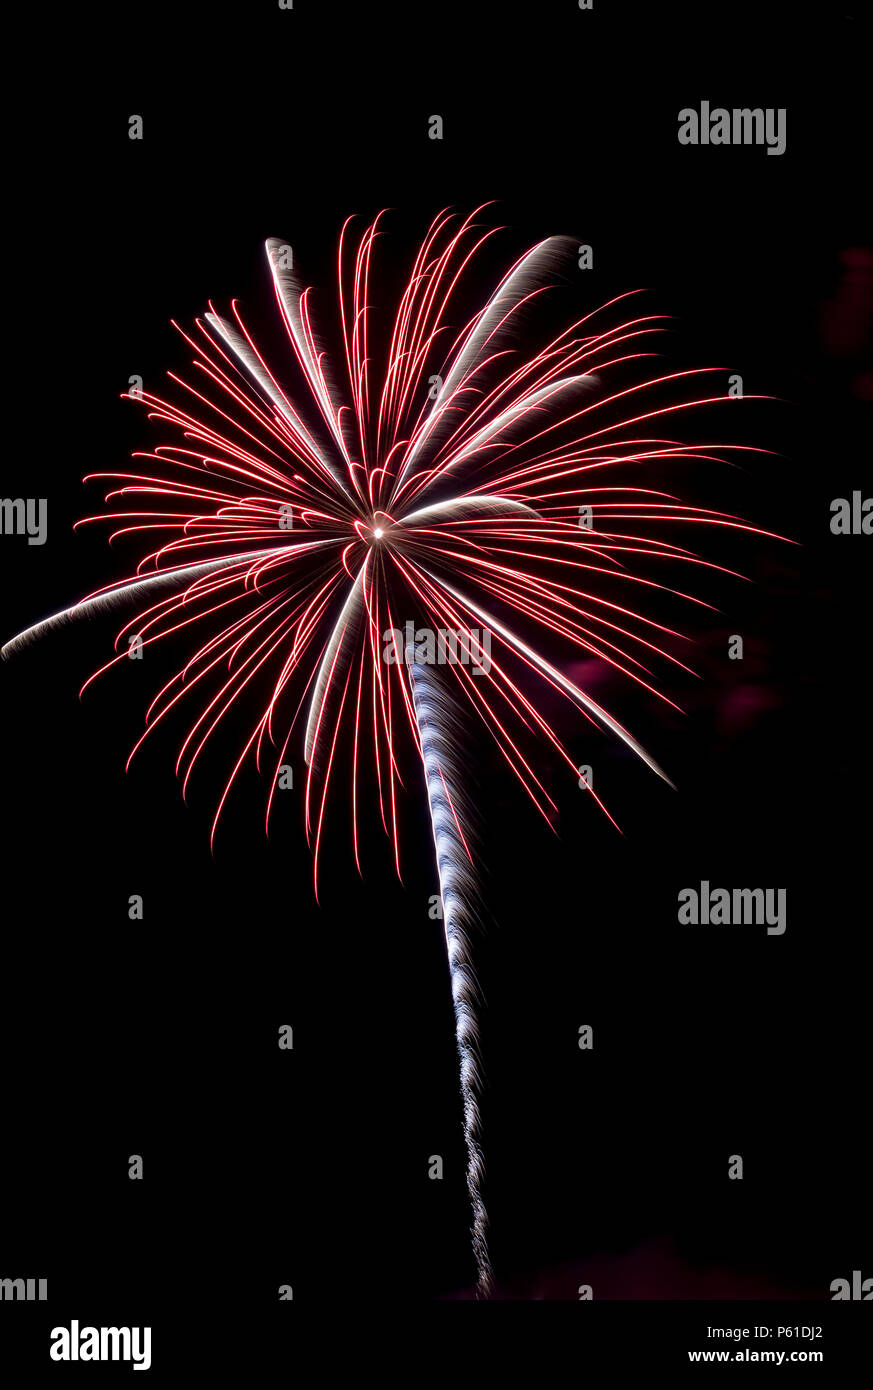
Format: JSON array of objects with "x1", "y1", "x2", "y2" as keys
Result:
[{"x1": 405, "y1": 644, "x2": 493, "y2": 1298}]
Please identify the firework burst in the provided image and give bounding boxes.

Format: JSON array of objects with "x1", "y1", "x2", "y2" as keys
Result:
[{"x1": 3, "y1": 208, "x2": 777, "y2": 1294}]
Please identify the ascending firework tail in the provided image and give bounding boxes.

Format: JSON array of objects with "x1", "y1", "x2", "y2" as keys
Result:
[{"x1": 405, "y1": 644, "x2": 493, "y2": 1298}]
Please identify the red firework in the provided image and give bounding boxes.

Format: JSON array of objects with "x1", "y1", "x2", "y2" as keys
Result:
[{"x1": 3, "y1": 207, "x2": 778, "y2": 892}]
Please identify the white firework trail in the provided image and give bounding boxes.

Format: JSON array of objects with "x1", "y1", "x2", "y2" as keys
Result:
[{"x1": 405, "y1": 643, "x2": 493, "y2": 1298}]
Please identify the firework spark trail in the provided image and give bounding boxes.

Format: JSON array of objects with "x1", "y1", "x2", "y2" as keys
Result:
[{"x1": 405, "y1": 643, "x2": 492, "y2": 1298}]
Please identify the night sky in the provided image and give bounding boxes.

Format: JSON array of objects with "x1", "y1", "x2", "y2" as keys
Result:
[{"x1": 2, "y1": 0, "x2": 870, "y2": 1375}]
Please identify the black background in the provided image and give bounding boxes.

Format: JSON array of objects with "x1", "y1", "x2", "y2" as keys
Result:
[{"x1": 2, "y1": 0, "x2": 870, "y2": 1375}]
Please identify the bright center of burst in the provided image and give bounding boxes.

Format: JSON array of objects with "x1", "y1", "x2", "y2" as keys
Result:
[{"x1": 373, "y1": 527, "x2": 384, "y2": 539}]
